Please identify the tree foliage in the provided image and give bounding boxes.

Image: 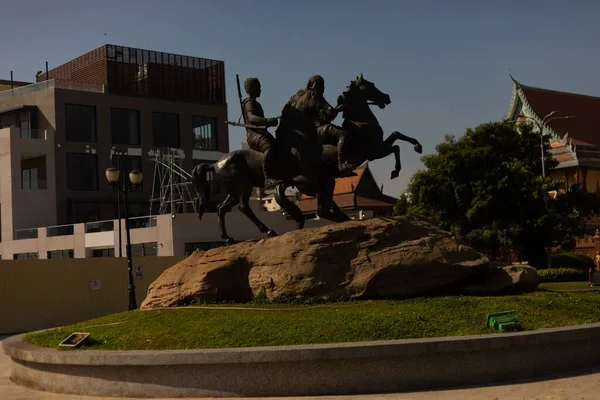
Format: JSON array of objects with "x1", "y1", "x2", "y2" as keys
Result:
[
  {"x1": 407, "y1": 121, "x2": 599, "y2": 265},
  {"x1": 393, "y1": 193, "x2": 410, "y2": 216}
]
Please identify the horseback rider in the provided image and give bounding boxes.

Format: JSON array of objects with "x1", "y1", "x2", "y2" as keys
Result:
[
  {"x1": 277, "y1": 75, "x2": 336, "y2": 184},
  {"x1": 304, "y1": 75, "x2": 355, "y2": 177},
  {"x1": 241, "y1": 77, "x2": 280, "y2": 186}
]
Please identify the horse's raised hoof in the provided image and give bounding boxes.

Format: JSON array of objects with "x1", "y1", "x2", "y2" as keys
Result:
[
  {"x1": 390, "y1": 170, "x2": 400, "y2": 180},
  {"x1": 266, "y1": 230, "x2": 278, "y2": 237},
  {"x1": 225, "y1": 238, "x2": 235, "y2": 246}
]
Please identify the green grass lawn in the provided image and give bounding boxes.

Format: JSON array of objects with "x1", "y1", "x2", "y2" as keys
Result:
[
  {"x1": 538, "y1": 282, "x2": 594, "y2": 291},
  {"x1": 24, "y1": 290, "x2": 600, "y2": 351}
]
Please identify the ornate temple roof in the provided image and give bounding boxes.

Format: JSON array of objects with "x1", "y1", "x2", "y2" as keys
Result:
[{"x1": 506, "y1": 73, "x2": 600, "y2": 169}]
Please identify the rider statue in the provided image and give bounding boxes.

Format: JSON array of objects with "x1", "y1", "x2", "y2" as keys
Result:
[
  {"x1": 304, "y1": 75, "x2": 355, "y2": 177},
  {"x1": 241, "y1": 77, "x2": 280, "y2": 186}
]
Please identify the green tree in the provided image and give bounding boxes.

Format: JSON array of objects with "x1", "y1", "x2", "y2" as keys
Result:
[
  {"x1": 407, "y1": 121, "x2": 598, "y2": 265},
  {"x1": 393, "y1": 193, "x2": 410, "y2": 216}
]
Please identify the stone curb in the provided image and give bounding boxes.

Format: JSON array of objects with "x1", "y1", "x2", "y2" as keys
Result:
[{"x1": 4, "y1": 323, "x2": 600, "y2": 398}]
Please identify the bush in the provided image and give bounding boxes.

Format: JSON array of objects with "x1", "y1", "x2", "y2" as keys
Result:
[
  {"x1": 551, "y1": 251, "x2": 595, "y2": 270},
  {"x1": 537, "y1": 267, "x2": 589, "y2": 283}
]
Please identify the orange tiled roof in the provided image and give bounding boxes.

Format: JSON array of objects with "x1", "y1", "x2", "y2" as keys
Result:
[
  {"x1": 298, "y1": 164, "x2": 367, "y2": 200},
  {"x1": 296, "y1": 193, "x2": 395, "y2": 213}
]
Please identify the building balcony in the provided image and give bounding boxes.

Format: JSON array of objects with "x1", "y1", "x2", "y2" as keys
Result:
[{"x1": 19, "y1": 128, "x2": 50, "y2": 140}]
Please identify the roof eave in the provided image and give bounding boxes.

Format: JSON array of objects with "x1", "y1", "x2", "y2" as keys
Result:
[{"x1": 506, "y1": 73, "x2": 566, "y2": 145}]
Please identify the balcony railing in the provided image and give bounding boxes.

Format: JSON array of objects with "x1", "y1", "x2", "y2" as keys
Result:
[
  {"x1": 0, "y1": 79, "x2": 105, "y2": 101},
  {"x1": 47, "y1": 224, "x2": 74, "y2": 237},
  {"x1": 19, "y1": 128, "x2": 50, "y2": 140},
  {"x1": 14, "y1": 228, "x2": 38, "y2": 240},
  {"x1": 85, "y1": 220, "x2": 114, "y2": 233},
  {"x1": 129, "y1": 215, "x2": 157, "y2": 229}
]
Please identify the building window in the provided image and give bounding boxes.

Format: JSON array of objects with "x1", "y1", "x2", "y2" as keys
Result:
[
  {"x1": 112, "y1": 154, "x2": 143, "y2": 190},
  {"x1": 47, "y1": 249, "x2": 74, "y2": 259},
  {"x1": 152, "y1": 112, "x2": 179, "y2": 147},
  {"x1": 92, "y1": 248, "x2": 114, "y2": 258},
  {"x1": 13, "y1": 252, "x2": 38, "y2": 260},
  {"x1": 129, "y1": 242, "x2": 158, "y2": 257},
  {"x1": 112, "y1": 154, "x2": 142, "y2": 176},
  {"x1": 21, "y1": 156, "x2": 47, "y2": 190},
  {"x1": 111, "y1": 108, "x2": 140, "y2": 145},
  {"x1": 192, "y1": 116, "x2": 218, "y2": 150},
  {"x1": 65, "y1": 104, "x2": 96, "y2": 142},
  {"x1": 21, "y1": 167, "x2": 38, "y2": 189},
  {"x1": 67, "y1": 153, "x2": 98, "y2": 191}
]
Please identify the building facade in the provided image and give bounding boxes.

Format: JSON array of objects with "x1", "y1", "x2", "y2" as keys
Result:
[
  {"x1": 3, "y1": 211, "x2": 331, "y2": 260},
  {"x1": 506, "y1": 74, "x2": 600, "y2": 239},
  {"x1": 506, "y1": 74, "x2": 600, "y2": 194},
  {"x1": 0, "y1": 44, "x2": 230, "y2": 258}
]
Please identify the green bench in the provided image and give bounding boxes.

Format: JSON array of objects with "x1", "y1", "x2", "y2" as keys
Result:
[{"x1": 486, "y1": 310, "x2": 519, "y2": 332}]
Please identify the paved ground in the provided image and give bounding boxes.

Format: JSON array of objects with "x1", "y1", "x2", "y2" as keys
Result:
[{"x1": 2, "y1": 336, "x2": 599, "y2": 400}]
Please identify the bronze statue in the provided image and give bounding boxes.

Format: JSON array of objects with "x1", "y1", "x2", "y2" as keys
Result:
[
  {"x1": 303, "y1": 75, "x2": 355, "y2": 177},
  {"x1": 240, "y1": 77, "x2": 280, "y2": 187},
  {"x1": 192, "y1": 75, "x2": 422, "y2": 245},
  {"x1": 275, "y1": 78, "x2": 330, "y2": 184}
]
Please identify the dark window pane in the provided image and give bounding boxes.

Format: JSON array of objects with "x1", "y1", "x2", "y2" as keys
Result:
[
  {"x1": 65, "y1": 104, "x2": 96, "y2": 142},
  {"x1": 111, "y1": 108, "x2": 140, "y2": 145},
  {"x1": 67, "y1": 153, "x2": 98, "y2": 191},
  {"x1": 192, "y1": 116, "x2": 217, "y2": 150},
  {"x1": 112, "y1": 155, "x2": 142, "y2": 175},
  {"x1": 152, "y1": 112, "x2": 179, "y2": 147}
]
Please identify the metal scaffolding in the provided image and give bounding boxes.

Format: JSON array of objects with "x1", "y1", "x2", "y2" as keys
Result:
[{"x1": 148, "y1": 150, "x2": 198, "y2": 216}]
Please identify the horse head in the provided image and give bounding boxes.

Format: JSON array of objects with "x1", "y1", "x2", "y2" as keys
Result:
[
  {"x1": 342, "y1": 74, "x2": 391, "y2": 110},
  {"x1": 338, "y1": 74, "x2": 390, "y2": 127}
]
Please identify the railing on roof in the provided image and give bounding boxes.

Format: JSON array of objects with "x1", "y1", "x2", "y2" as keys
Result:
[
  {"x1": 0, "y1": 79, "x2": 105, "y2": 101},
  {"x1": 129, "y1": 215, "x2": 157, "y2": 229},
  {"x1": 84, "y1": 220, "x2": 114, "y2": 234},
  {"x1": 47, "y1": 223, "x2": 75, "y2": 237},
  {"x1": 14, "y1": 228, "x2": 38, "y2": 240}
]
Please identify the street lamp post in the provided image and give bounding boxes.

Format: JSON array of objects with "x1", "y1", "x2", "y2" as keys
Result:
[
  {"x1": 105, "y1": 167, "x2": 144, "y2": 311},
  {"x1": 519, "y1": 111, "x2": 575, "y2": 268},
  {"x1": 115, "y1": 152, "x2": 123, "y2": 258}
]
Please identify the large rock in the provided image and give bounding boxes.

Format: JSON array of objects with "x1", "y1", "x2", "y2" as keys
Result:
[
  {"x1": 452, "y1": 264, "x2": 541, "y2": 295},
  {"x1": 141, "y1": 216, "x2": 502, "y2": 309}
]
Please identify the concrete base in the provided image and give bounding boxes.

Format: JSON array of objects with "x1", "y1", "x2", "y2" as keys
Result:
[{"x1": 4, "y1": 323, "x2": 600, "y2": 398}]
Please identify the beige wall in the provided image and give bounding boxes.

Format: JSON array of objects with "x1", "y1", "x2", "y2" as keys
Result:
[
  {"x1": 585, "y1": 169, "x2": 600, "y2": 194},
  {"x1": 0, "y1": 255, "x2": 184, "y2": 334},
  {"x1": 550, "y1": 167, "x2": 600, "y2": 194},
  {"x1": 0, "y1": 86, "x2": 57, "y2": 245}
]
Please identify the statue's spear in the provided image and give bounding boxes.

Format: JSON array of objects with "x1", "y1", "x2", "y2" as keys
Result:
[
  {"x1": 236, "y1": 74, "x2": 247, "y2": 125},
  {"x1": 226, "y1": 120, "x2": 268, "y2": 129}
]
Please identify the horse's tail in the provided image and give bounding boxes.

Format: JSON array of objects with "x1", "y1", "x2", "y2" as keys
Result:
[{"x1": 191, "y1": 163, "x2": 214, "y2": 221}]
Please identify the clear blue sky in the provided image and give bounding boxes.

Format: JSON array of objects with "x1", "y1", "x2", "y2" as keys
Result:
[{"x1": 2, "y1": 0, "x2": 599, "y2": 197}]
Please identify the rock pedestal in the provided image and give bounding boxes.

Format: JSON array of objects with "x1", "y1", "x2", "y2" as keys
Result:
[{"x1": 141, "y1": 216, "x2": 539, "y2": 309}]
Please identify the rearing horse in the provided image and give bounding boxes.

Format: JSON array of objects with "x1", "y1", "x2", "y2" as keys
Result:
[
  {"x1": 334, "y1": 74, "x2": 422, "y2": 180},
  {"x1": 191, "y1": 75, "x2": 422, "y2": 244}
]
